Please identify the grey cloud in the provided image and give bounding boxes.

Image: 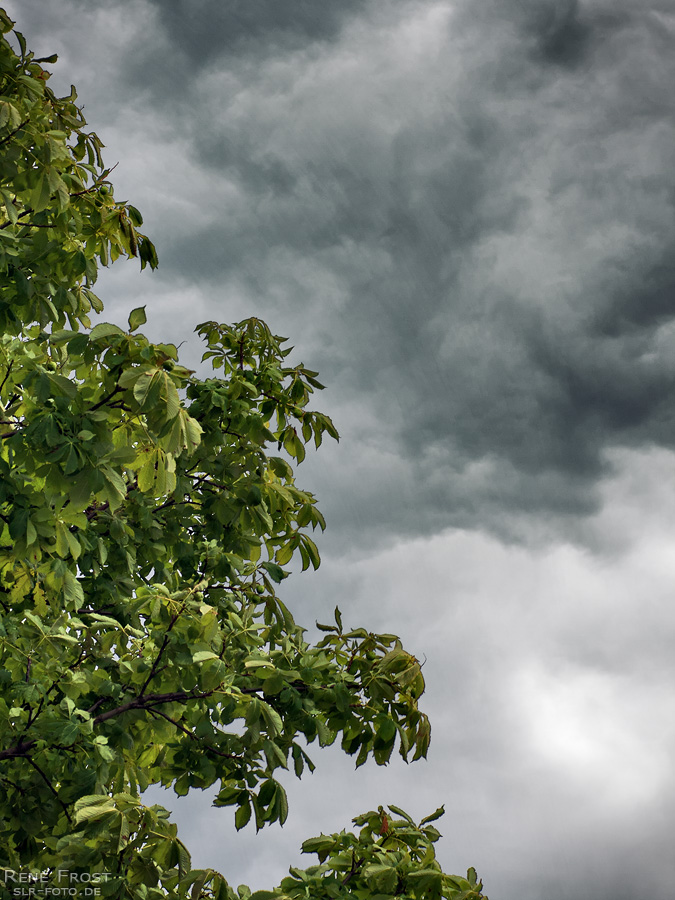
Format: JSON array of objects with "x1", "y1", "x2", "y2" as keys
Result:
[{"x1": 7, "y1": 4, "x2": 675, "y2": 899}]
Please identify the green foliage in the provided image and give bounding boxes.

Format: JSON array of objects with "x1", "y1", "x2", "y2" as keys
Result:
[
  {"x1": 0, "y1": 11, "x2": 486, "y2": 900},
  {"x1": 286, "y1": 806, "x2": 485, "y2": 900}
]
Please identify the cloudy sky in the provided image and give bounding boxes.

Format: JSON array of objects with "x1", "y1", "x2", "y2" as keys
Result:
[{"x1": 7, "y1": 1, "x2": 675, "y2": 897}]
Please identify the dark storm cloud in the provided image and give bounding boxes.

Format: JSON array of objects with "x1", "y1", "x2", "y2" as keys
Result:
[
  {"x1": 148, "y1": 0, "x2": 366, "y2": 61},
  {"x1": 8, "y1": 0, "x2": 675, "y2": 546},
  {"x1": 96, "y1": 0, "x2": 374, "y2": 107},
  {"x1": 132, "y1": 0, "x2": 675, "y2": 545},
  {"x1": 126, "y1": 0, "x2": 675, "y2": 543}
]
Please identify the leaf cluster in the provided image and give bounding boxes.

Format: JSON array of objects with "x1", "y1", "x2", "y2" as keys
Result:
[
  {"x1": 0, "y1": 11, "x2": 157, "y2": 336},
  {"x1": 285, "y1": 805, "x2": 485, "y2": 900}
]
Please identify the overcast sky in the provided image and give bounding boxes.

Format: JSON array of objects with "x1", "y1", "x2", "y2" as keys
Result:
[{"x1": 7, "y1": 1, "x2": 675, "y2": 897}]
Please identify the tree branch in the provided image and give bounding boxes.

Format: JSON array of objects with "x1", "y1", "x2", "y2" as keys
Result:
[
  {"x1": 0, "y1": 206, "x2": 31, "y2": 231},
  {"x1": 86, "y1": 697, "x2": 107, "y2": 716},
  {"x1": 10, "y1": 221, "x2": 57, "y2": 229},
  {"x1": 92, "y1": 689, "x2": 212, "y2": 726},
  {"x1": 0, "y1": 739, "x2": 36, "y2": 761},
  {"x1": 145, "y1": 706, "x2": 196, "y2": 741},
  {"x1": 0, "y1": 689, "x2": 217, "y2": 763}
]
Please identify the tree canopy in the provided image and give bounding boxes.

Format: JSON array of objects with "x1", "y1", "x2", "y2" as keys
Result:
[{"x1": 0, "y1": 10, "x2": 486, "y2": 900}]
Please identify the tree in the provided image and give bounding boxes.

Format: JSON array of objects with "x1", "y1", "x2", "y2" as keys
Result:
[{"x1": 0, "y1": 10, "x2": 486, "y2": 900}]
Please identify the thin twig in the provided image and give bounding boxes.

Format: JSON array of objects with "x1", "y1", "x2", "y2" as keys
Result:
[
  {"x1": 68, "y1": 162, "x2": 119, "y2": 198},
  {"x1": 0, "y1": 118, "x2": 29, "y2": 148},
  {"x1": 138, "y1": 608, "x2": 185, "y2": 697},
  {"x1": 341, "y1": 852, "x2": 364, "y2": 886},
  {"x1": 86, "y1": 697, "x2": 107, "y2": 716},
  {"x1": 146, "y1": 707, "x2": 242, "y2": 760},
  {"x1": 0, "y1": 360, "x2": 13, "y2": 396},
  {"x1": 87, "y1": 385, "x2": 121, "y2": 412},
  {"x1": 24, "y1": 755, "x2": 72, "y2": 823},
  {"x1": 146, "y1": 706, "x2": 196, "y2": 740},
  {"x1": 85, "y1": 500, "x2": 109, "y2": 522},
  {"x1": 1, "y1": 774, "x2": 26, "y2": 794}
]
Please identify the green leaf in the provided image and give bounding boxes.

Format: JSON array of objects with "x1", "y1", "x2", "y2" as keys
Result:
[
  {"x1": 67, "y1": 333, "x2": 89, "y2": 355},
  {"x1": 63, "y1": 570, "x2": 84, "y2": 609},
  {"x1": 177, "y1": 839, "x2": 192, "y2": 875},
  {"x1": 364, "y1": 863, "x2": 398, "y2": 894},
  {"x1": 128, "y1": 305, "x2": 147, "y2": 332},
  {"x1": 25, "y1": 518, "x2": 37, "y2": 546},
  {"x1": 262, "y1": 562, "x2": 286, "y2": 583},
  {"x1": 126, "y1": 205, "x2": 144, "y2": 227},
  {"x1": 235, "y1": 802, "x2": 252, "y2": 831},
  {"x1": 300, "y1": 836, "x2": 335, "y2": 856},
  {"x1": 419, "y1": 806, "x2": 445, "y2": 826},
  {"x1": 0, "y1": 187, "x2": 19, "y2": 224},
  {"x1": 89, "y1": 322, "x2": 126, "y2": 341},
  {"x1": 274, "y1": 783, "x2": 289, "y2": 825},
  {"x1": 244, "y1": 659, "x2": 274, "y2": 670},
  {"x1": 0, "y1": 11, "x2": 14, "y2": 33},
  {"x1": 31, "y1": 173, "x2": 51, "y2": 213},
  {"x1": 73, "y1": 797, "x2": 117, "y2": 826},
  {"x1": 275, "y1": 542, "x2": 294, "y2": 566},
  {"x1": 190, "y1": 870, "x2": 211, "y2": 900},
  {"x1": 102, "y1": 467, "x2": 128, "y2": 511},
  {"x1": 133, "y1": 369, "x2": 160, "y2": 407},
  {"x1": 192, "y1": 650, "x2": 219, "y2": 662}
]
